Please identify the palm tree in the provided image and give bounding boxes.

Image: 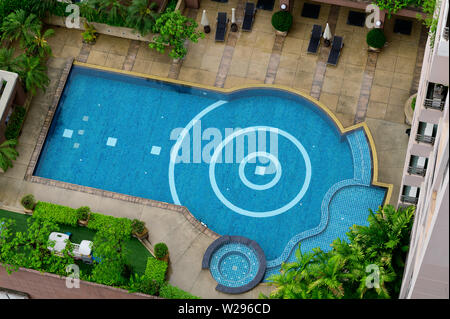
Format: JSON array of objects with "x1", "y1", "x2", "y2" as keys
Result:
[
  {"x1": 26, "y1": 0, "x2": 58, "y2": 19},
  {"x1": 126, "y1": 0, "x2": 160, "y2": 36},
  {"x1": 16, "y1": 55, "x2": 50, "y2": 95},
  {"x1": 0, "y1": 48, "x2": 20, "y2": 73},
  {"x1": 266, "y1": 244, "x2": 321, "y2": 299},
  {"x1": 89, "y1": 0, "x2": 126, "y2": 26},
  {"x1": 26, "y1": 28, "x2": 55, "y2": 59},
  {"x1": 0, "y1": 10, "x2": 42, "y2": 47},
  {"x1": 0, "y1": 140, "x2": 19, "y2": 172}
]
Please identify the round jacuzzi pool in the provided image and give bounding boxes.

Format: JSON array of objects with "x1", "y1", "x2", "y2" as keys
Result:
[{"x1": 202, "y1": 236, "x2": 266, "y2": 294}]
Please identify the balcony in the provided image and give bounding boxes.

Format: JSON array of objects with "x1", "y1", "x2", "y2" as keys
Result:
[
  {"x1": 424, "y1": 83, "x2": 448, "y2": 111},
  {"x1": 415, "y1": 133, "x2": 436, "y2": 145},
  {"x1": 400, "y1": 186, "x2": 420, "y2": 206},
  {"x1": 400, "y1": 195, "x2": 419, "y2": 205},
  {"x1": 424, "y1": 98, "x2": 446, "y2": 110},
  {"x1": 408, "y1": 166, "x2": 427, "y2": 176},
  {"x1": 444, "y1": 27, "x2": 449, "y2": 41}
]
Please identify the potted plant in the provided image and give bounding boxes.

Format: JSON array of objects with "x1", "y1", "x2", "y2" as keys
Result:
[
  {"x1": 76, "y1": 206, "x2": 91, "y2": 226},
  {"x1": 20, "y1": 194, "x2": 36, "y2": 214},
  {"x1": 366, "y1": 28, "x2": 386, "y2": 52},
  {"x1": 81, "y1": 22, "x2": 98, "y2": 45},
  {"x1": 404, "y1": 93, "x2": 417, "y2": 125},
  {"x1": 131, "y1": 219, "x2": 149, "y2": 240},
  {"x1": 154, "y1": 242, "x2": 169, "y2": 263},
  {"x1": 271, "y1": 10, "x2": 293, "y2": 36}
]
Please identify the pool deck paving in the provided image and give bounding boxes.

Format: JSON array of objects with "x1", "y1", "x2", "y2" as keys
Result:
[{"x1": 0, "y1": 1, "x2": 424, "y2": 298}]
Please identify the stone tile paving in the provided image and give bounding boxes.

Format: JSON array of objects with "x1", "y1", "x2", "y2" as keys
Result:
[
  {"x1": 310, "y1": 4, "x2": 340, "y2": 100},
  {"x1": 367, "y1": 16, "x2": 422, "y2": 124},
  {"x1": 122, "y1": 40, "x2": 141, "y2": 71},
  {"x1": 214, "y1": 0, "x2": 245, "y2": 87},
  {"x1": 354, "y1": 51, "x2": 378, "y2": 124},
  {"x1": 265, "y1": 34, "x2": 285, "y2": 84}
]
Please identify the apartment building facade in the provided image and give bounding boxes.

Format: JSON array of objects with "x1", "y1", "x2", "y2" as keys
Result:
[{"x1": 398, "y1": 0, "x2": 449, "y2": 299}]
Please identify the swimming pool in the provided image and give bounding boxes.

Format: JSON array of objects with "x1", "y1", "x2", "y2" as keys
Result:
[{"x1": 34, "y1": 64, "x2": 389, "y2": 281}]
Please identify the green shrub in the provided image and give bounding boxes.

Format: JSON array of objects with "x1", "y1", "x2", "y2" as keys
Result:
[
  {"x1": 366, "y1": 28, "x2": 386, "y2": 49},
  {"x1": 271, "y1": 11, "x2": 293, "y2": 32},
  {"x1": 76, "y1": 206, "x2": 90, "y2": 221},
  {"x1": 4, "y1": 106, "x2": 26, "y2": 140},
  {"x1": 87, "y1": 212, "x2": 132, "y2": 235},
  {"x1": 411, "y1": 97, "x2": 416, "y2": 110},
  {"x1": 154, "y1": 242, "x2": 168, "y2": 259},
  {"x1": 165, "y1": 0, "x2": 178, "y2": 12},
  {"x1": 128, "y1": 273, "x2": 160, "y2": 295},
  {"x1": 33, "y1": 201, "x2": 78, "y2": 226},
  {"x1": 144, "y1": 257, "x2": 167, "y2": 285},
  {"x1": 81, "y1": 22, "x2": 97, "y2": 44},
  {"x1": 159, "y1": 283, "x2": 200, "y2": 299},
  {"x1": 131, "y1": 219, "x2": 145, "y2": 234},
  {"x1": 20, "y1": 194, "x2": 35, "y2": 210}
]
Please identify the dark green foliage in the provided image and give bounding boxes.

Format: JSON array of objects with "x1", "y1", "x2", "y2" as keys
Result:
[
  {"x1": 131, "y1": 219, "x2": 145, "y2": 234},
  {"x1": 149, "y1": 10, "x2": 204, "y2": 59},
  {"x1": 0, "y1": 48, "x2": 20, "y2": 73},
  {"x1": 76, "y1": 206, "x2": 91, "y2": 221},
  {"x1": 87, "y1": 0, "x2": 127, "y2": 26},
  {"x1": 4, "y1": 106, "x2": 26, "y2": 140},
  {"x1": 1, "y1": 9, "x2": 41, "y2": 46},
  {"x1": 271, "y1": 11, "x2": 293, "y2": 32},
  {"x1": 128, "y1": 273, "x2": 160, "y2": 295},
  {"x1": 0, "y1": 217, "x2": 75, "y2": 275},
  {"x1": 87, "y1": 212, "x2": 133, "y2": 235},
  {"x1": 159, "y1": 283, "x2": 200, "y2": 299},
  {"x1": 81, "y1": 22, "x2": 98, "y2": 44},
  {"x1": 15, "y1": 54, "x2": 50, "y2": 95},
  {"x1": 125, "y1": 0, "x2": 159, "y2": 36},
  {"x1": 33, "y1": 201, "x2": 79, "y2": 226},
  {"x1": 366, "y1": 28, "x2": 386, "y2": 49},
  {"x1": 20, "y1": 194, "x2": 35, "y2": 210},
  {"x1": 90, "y1": 221, "x2": 131, "y2": 286},
  {"x1": 0, "y1": 139, "x2": 19, "y2": 172},
  {"x1": 154, "y1": 242, "x2": 168, "y2": 259},
  {"x1": 0, "y1": 0, "x2": 56, "y2": 26},
  {"x1": 144, "y1": 257, "x2": 167, "y2": 285},
  {"x1": 165, "y1": 0, "x2": 178, "y2": 12},
  {"x1": 265, "y1": 205, "x2": 415, "y2": 299},
  {"x1": 122, "y1": 263, "x2": 134, "y2": 280},
  {"x1": 411, "y1": 97, "x2": 416, "y2": 110}
]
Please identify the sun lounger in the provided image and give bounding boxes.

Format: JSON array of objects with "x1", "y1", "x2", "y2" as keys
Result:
[
  {"x1": 307, "y1": 24, "x2": 322, "y2": 54},
  {"x1": 242, "y1": 2, "x2": 256, "y2": 31},
  {"x1": 215, "y1": 12, "x2": 229, "y2": 42},
  {"x1": 327, "y1": 36, "x2": 344, "y2": 66}
]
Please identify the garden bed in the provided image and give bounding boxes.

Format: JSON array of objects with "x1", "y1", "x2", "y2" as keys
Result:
[{"x1": 0, "y1": 209, "x2": 152, "y2": 275}]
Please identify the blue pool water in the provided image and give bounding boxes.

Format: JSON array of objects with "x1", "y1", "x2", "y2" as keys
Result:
[
  {"x1": 210, "y1": 243, "x2": 260, "y2": 288},
  {"x1": 35, "y1": 66, "x2": 387, "y2": 279}
]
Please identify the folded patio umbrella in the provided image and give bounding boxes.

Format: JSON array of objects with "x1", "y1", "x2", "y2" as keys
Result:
[
  {"x1": 323, "y1": 23, "x2": 332, "y2": 41},
  {"x1": 201, "y1": 10, "x2": 210, "y2": 27}
]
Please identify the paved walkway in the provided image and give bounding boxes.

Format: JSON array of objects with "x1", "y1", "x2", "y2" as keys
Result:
[{"x1": 0, "y1": 0, "x2": 425, "y2": 298}]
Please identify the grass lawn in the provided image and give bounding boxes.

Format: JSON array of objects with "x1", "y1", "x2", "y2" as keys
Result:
[{"x1": 0, "y1": 209, "x2": 152, "y2": 275}]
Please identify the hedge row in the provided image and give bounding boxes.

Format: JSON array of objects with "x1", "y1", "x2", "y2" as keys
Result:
[
  {"x1": 87, "y1": 212, "x2": 132, "y2": 235},
  {"x1": 33, "y1": 202, "x2": 133, "y2": 236},
  {"x1": 5, "y1": 106, "x2": 26, "y2": 140},
  {"x1": 144, "y1": 258, "x2": 168, "y2": 285},
  {"x1": 33, "y1": 202, "x2": 78, "y2": 226},
  {"x1": 159, "y1": 283, "x2": 200, "y2": 299}
]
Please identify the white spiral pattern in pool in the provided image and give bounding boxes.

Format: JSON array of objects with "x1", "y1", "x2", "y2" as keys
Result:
[{"x1": 169, "y1": 101, "x2": 312, "y2": 218}]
